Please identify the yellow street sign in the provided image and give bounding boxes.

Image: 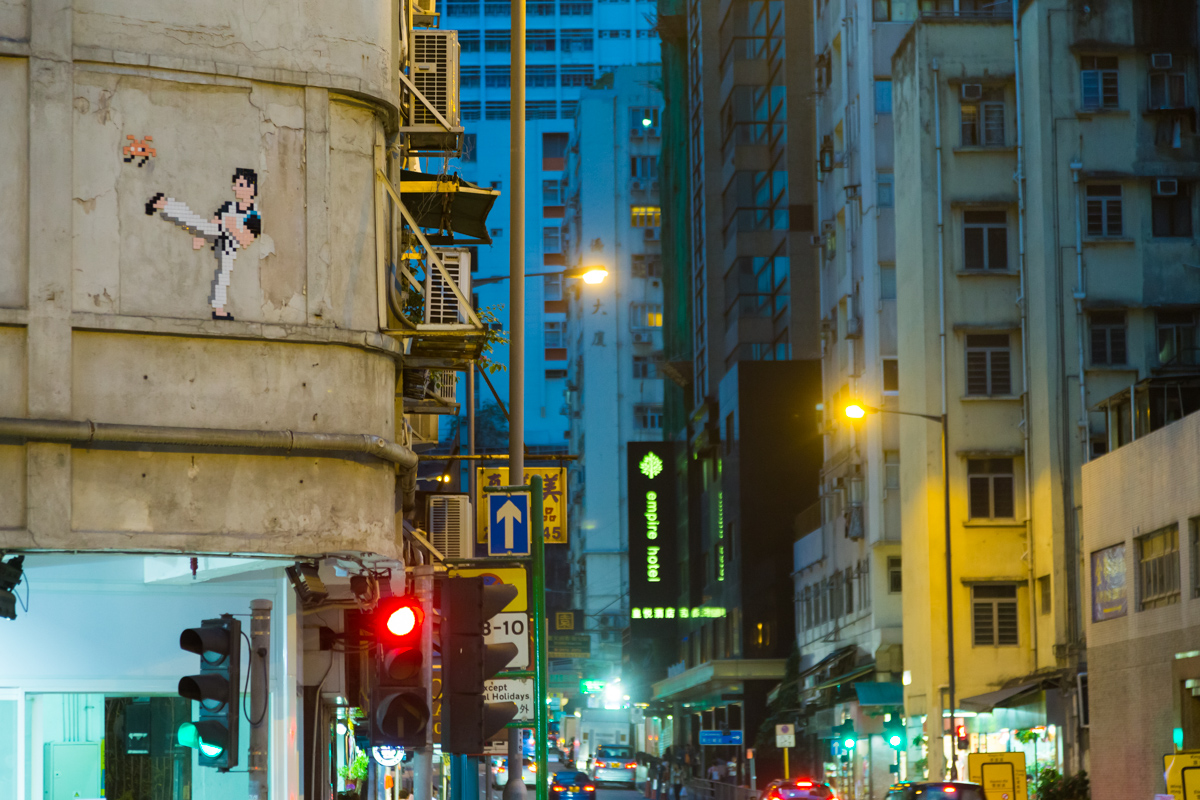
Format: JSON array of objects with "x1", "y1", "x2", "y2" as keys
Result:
[
  {"x1": 968, "y1": 752, "x2": 1027, "y2": 800},
  {"x1": 477, "y1": 467, "x2": 568, "y2": 544},
  {"x1": 1164, "y1": 751, "x2": 1200, "y2": 800},
  {"x1": 448, "y1": 566, "x2": 528, "y2": 612}
]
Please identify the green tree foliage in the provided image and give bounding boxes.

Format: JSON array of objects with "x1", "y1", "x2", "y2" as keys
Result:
[{"x1": 1032, "y1": 768, "x2": 1089, "y2": 800}]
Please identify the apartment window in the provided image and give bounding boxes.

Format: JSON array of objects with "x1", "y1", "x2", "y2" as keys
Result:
[
  {"x1": 561, "y1": 101, "x2": 578, "y2": 119},
  {"x1": 972, "y1": 585, "x2": 1018, "y2": 646},
  {"x1": 1086, "y1": 184, "x2": 1123, "y2": 236},
  {"x1": 544, "y1": 273, "x2": 563, "y2": 301},
  {"x1": 882, "y1": 357, "x2": 899, "y2": 394},
  {"x1": 630, "y1": 107, "x2": 660, "y2": 137},
  {"x1": 544, "y1": 321, "x2": 565, "y2": 348},
  {"x1": 1157, "y1": 311, "x2": 1197, "y2": 365},
  {"x1": 467, "y1": 245, "x2": 480, "y2": 273},
  {"x1": 630, "y1": 206, "x2": 662, "y2": 227},
  {"x1": 633, "y1": 355, "x2": 658, "y2": 379},
  {"x1": 542, "y1": 179, "x2": 562, "y2": 205},
  {"x1": 462, "y1": 134, "x2": 477, "y2": 162},
  {"x1": 875, "y1": 80, "x2": 893, "y2": 114},
  {"x1": 1038, "y1": 575, "x2": 1051, "y2": 615},
  {"x1": 880, "y1": 265, "x2": 897, "y2": 300},
  {"x1": 485, "y1": 101, "x2": 510, "y2": 120},
  {"x1": 599, "y1": 29, "x2": 631, "y2": 39},
  {"x1": 963, "y1": 210, "x2": 1008, "y2": 271},
  {"x1": 968, "y1": 458, "x2": 1015, "y2": 519},
  {"x1": 1081, "y1": 56, "x2": 1119, "y2": 110},
  {"x1": 888, "y1": 557, "x2": 902, "y2": 593},
  {"x1": 461, "y1": 66, "x2": 481, "y2": 88},
  {"x1": 543, "y1": 226, "x2": 562, "y2": 253},
  {"x1": 1138, "y1": 525, "x2": 1180, "y2": 610},
  {"x1": 870, "y1": 450, "x2": 896, "y2": 494},
  {"x1": 1090, "y1": 311, "x2": 1127, "y2": 365},
  {"x1": 961, "y1": 87, "x2": 1005, "y2": 146},
  {"x1": 630, "y1": 303, "x2": 663, "y2": 329},
  {"x1": 526, "y1": 29, "x2": 556, "y2": 51},
  {"x1": 526, "y1": 101, "x2": 556, "y2": 120},
  {"x1": 462, "y1": 101, "x2": 481, "y2": 121},
  {"x1": 485, "y1": 65, "x2": 510, "y2": 88},
  {"x1": 1150, "y1": 70, "x2": 1187, "y2": 109},
  {"x1": 458, "y1": 30, "x2": 480, "y2": 51},
  {"x1": 561, "y1": 1, "x2": 593, "y2": 14},
  {"x1": 445, "y1": 1, "x2": 478, "y2": 15},
  {"x1": 631, "y1": 254, "x2": 662, "y2": 278},
  {"x1": 634, "y1": 403, "x2": 663, "y2": 430},
  {"x1": 561, "y1": 66, "x2": 595, "y2": 87},
  {"x1": 543, "y1": 132, "x2": 568, "y2": 160},
  {"x1": 631, "y1": 156, "x2": 659, "y2": 180},
  {"x1": 528, "y1": 65, "x2": 556, "y2": 87},
  {"x1": 877, "y1": 174, "x2": 895, "y2": 208},
  {"x1": 872, "y1": 0, "x2": 917, "y2": 21},
  {"x1": 561, "y1": 29, "x2": 594, "y2": 52},
  {"x1": 965, "y1": 334, "x2": 1011, "y2": 396},
  {"x1": 484, "y1": 30, "x2": 511, "y2": 52},
  {"x1": 1153, "y1": 183, "x2": 1192, "y2": 237},
  {"x1": 484, "y1": 1, "x2": 510, "y2": 14}
]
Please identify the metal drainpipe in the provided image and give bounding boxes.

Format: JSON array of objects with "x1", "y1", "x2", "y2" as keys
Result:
[
  {"x1": 1011, "y1": 0, "x2": 1037, "y2": 674},
  {"x1": 1072, "y1": 159, "x2": 1087, "y2": 464},
  {"x1": 0, "y1": 416, "x2": 420, "y2": 512}
]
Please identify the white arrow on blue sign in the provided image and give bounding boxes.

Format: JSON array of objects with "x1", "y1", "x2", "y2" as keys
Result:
[{"x1": 488, "y1": 492, "x2": 532, "y2": 556}]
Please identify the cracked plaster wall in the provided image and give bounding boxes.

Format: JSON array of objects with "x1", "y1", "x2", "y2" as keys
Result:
[{"x1": 1, "y1": 0, "x2": 405, "y2": 558}]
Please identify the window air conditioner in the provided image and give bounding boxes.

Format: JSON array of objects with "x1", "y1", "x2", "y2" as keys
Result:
[
  {"x1": 1156, "y1": 178, "x2": 1179, "y2": 196},
  {"x1": 409, "y1": 29, "x2": 462, "y2": 153},
  {"x1": 632, "y1": 331, "x2": 654, "y2": 344},
  {"x1": 428, "y1": 495, "x2": 473, "y2": 560},
  {"x1": 961, "y1": 84, "x2": 984, "y2": 101},
  {"x1": 412, "y1": 0, "x2": 438, "y2": 26},
  {"x1": 1152, "y1": 53, "x2": 1174, "y2": 70},
  {"x1": 632, "y1": 179, "x2": 646, "y2": 192},
  {"x1": 426, "y1": 248, "x2": 473, "y2": 324}
]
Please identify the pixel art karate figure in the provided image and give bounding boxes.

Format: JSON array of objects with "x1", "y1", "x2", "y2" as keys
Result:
[{"x1": 145, "y1": 168, "x2": 262, "y2": 320}]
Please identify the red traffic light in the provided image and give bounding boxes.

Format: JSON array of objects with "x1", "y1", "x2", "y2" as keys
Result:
[{"x1": 377, "y1": 597, "x2": 423, "y2": 642}]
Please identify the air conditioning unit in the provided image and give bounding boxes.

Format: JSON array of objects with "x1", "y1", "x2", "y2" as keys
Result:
[
  {"x1": 1152, "y1": 53, "x2": 1174, "y2": 70},
  {"x1": 650, "y1": 180, "x2": 660, "y2": 192},
  {"x1": 425, "y1": 247, "x2": 472, "y2": 325},
  {"x1": 411, "y1": 0, "x2": 439, "y2": 26},
  {"x1": 632, "y1": 331, "x2": 654, "y2": 344},
  {"x1": 1156, "y1": 178, "x2": 1180, "y2": 196},
  {"x1": 428, "y1": 495, "x2": 472, "y2": 559},
  {"x1": 644, "y1": 227, "x2": 661, "y2": 241},
  {"x1": 409, "y1": 29, "x2": 462, "y2": 153},
  {"x1": 961, "y1": 83, "x2": 983, "y2": 101},
  {"x1": 632, "y1": 179, "x2": 646, "y2": 192}
]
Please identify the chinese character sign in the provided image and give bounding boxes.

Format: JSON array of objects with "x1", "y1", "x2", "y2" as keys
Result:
[
  {"x1": 476, "y1": 467, "x2": 568, "y2": 544},
  {"x1": 1091, "y1": 543, "x2": 1127, "y2": 622}
]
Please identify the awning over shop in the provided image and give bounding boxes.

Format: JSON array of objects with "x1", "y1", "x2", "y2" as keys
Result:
[
  {"x1": 651, "y1": 659, "x2": 787, "y2": 703},
  {"x1": 960, "y1": 681, "x2": 1043, "y2": 712},
  {"x1": 853, "y1": 681, "x2": 903, "y2": 707},
  {"x1": 807, "y1": 663, "x2": 874, "y2": 693},
  {"x1": 399, "y1": 170, "x2": 500, "y2": 245}
]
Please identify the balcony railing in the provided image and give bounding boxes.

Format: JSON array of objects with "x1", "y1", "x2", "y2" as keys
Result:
[{"x1": 918, "y1": 0, "x2": 1012, "y2": 19}]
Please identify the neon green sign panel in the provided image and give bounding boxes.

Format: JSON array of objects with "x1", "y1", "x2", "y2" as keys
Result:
[
  {"x1": 639, "y1": 451, "x2": 664, "y2": 479},
  {"x1": 631, "y1": 606, "x2": 727, "y2": 620}
]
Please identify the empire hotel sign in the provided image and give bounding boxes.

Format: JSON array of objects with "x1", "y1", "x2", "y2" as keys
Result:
[{"x1": 627, "y1": 442, "x2": 677, "y2": 629}]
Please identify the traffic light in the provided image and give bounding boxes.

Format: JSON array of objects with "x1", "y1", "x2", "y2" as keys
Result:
[
  {"x1": 371, "y1": 594, "x2": 430, "y2": 749},
  {"x1": 0, "y1": 555, "x2": 25, "y2": 620},
  {"x1": 955, "y1": 724, "x2": 969, "y2": 750},
  {"x1": 177, "y1": 614, "x2": 241, "y2": 770},
  {"x1": 884, "y1": 717, "x2": 905, "y2": 750},
  {"x1": 442, "y1": 576, "x2": 520, "y2": 753},
  {"x1": 834, "y1": 720, "x2": 856, "y2": 750}
]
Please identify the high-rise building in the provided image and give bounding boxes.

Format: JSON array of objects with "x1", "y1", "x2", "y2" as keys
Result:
[
  {"x1": 639, "y1": 0, "x2": 823, "y2": 776},
  {"x1": 562, "y1": 65, "x2": 666, "y2": 686},
  {"x1": 447, "y1": 0, "x2": 662, "y2": 448},
  {"x1": 891, "y1": 0, "x2": 1200, "y2": 779}
]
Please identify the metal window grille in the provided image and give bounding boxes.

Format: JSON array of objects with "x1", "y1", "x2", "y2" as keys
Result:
[
  {"x1": 888, "y1": 557, "x2": 902, "y2": 593},
  {"x1": 967, "y1": 458, "x2": 1015, "y2": 519},
  {"x1": 634, "y1": 404, "x2": 663, "y2": 430},
  {"x1": 963, "y1": 210, "x2": 1008, "y2": 270},
  {"x1": 965, "y1": 334, "x2": 1011, "y2": 395},
  {"x1": 528, "y1": 66, "x2": 557, "y2": 87},
  {"x1": 1138, "y1": 525, "x2": 1180, "y2": 610},
  {"x1": 484, "y1": 30, "x2": 511, "y2": 52},
  {"x1": 972, "y1": 585, "x2": 1018, "y2": 646},
  {"x1": 527, "y1": 30, "x2": 557, "y2": 51},
  {"x1": 484, "y1": 66, "x2": 509, "y2": 87}
]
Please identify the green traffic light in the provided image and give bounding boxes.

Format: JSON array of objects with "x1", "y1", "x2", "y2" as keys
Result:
[
  {"x1": 888, "y1": 733, "x2": 903, "y2": 748},
  {"x1": 177, "y1": 722, "x2": 225, "y2": 758},
  {"x1": 843, "y1": 737, "x2": 856, "y2": 749}
]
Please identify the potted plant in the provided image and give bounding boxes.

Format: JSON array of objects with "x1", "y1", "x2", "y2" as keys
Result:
[{"x1": 339, "y1": 751, "x2": 369, "y2": 796}]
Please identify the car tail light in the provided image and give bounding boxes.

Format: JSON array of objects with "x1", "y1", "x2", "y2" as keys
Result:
[
  {"x1": 944, "y1": 789, "x2": 956, "y2": 794},
  {"x1": 552, "y1": 787, "x2": 565, "y2": 793},
  {"x1": 796, "y1": 783, "x2": 814, "y2": 788},
  {"x1": 627, "y1": 762, "x2": 637, "y2": 768},
  {"x1": 769, "y1": 791, "x2": 783, "y2": 800},
  {"x1": 584, "y1": 786, "x2": 596, "y2": 792},
  {"x1": 530, "y1": 764, "x2": 538, "y2": 772}
]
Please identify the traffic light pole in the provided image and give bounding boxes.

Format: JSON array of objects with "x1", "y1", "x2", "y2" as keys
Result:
[
  {"x1": 249, "y1": 599, "x2": 272, "y2": 800},
  {"x1": 415, "y1": 565, "x2": 436, "y2": 800}
]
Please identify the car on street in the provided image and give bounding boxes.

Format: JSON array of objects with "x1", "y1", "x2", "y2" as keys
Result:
[
  {"x1": 885, "y1": 782, "x2": 988, "y2": 800},
  {"x1": 590, "y1": 744, "x2": 637, "y2": 788},
  {"x1": 760, "y1": 779, "x2": 837, "y2": 800},
  {"x1": 493, "y1": 756, "x2": 540, "y2": 787},
  {"x1": 552, "y1": 770, "x2": 597, "y2": 800}
]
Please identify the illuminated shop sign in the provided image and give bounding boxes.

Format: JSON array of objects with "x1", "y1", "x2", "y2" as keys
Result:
[
  {"x1": 627, "y1": 442, "x2": 677, "y2": 615},
  {"x1": 631, "y1": 606, "x2": 726, "y2": 620}
]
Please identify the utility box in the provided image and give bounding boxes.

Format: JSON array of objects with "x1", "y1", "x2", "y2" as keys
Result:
[{"x1": 44, "y1": 742, "x2": 102, "y2": 800}]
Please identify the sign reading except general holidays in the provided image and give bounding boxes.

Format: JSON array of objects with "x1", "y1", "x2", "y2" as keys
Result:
[
  {"x1": 488, "y1": 492, "x2": 532, "y2": 556},
  {"x1": 484, "y1": 678, "x2": 534, "y2": 721},
  {"x1": 478, "y1": 467, "x2": 568, "y2": 544}
]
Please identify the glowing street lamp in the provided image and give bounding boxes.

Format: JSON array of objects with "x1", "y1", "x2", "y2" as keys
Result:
[{"x1": 581, "y1": 266, "x2": 608, "y2": 284}]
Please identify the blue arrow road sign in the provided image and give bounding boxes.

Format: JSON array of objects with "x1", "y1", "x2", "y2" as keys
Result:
[
  {"x1": 488, "y1": 492, "x2": 532, "y2": 556},
  {"x1": 698, "y1": 730, "x2": 743, "y2": 746}
]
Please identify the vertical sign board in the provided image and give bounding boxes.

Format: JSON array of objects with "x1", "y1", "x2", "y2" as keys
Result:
[
  {"x1": 627, "y1": 442, "x2": 677, "y2": 635},
  {"x1": 477, "y1": 467, "x2": 568, "y2": 544},
  {"x1": 968, "y1": 752, "x2": 1027, "y2": 800}
]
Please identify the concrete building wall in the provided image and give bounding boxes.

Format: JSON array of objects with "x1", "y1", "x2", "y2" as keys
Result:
[
  {"x1": 1082, "y1": 410, "x2": 1200, "y2": 800},
  {"x1": 1, "y1": 0, "x2": 407, "y2": 558}
]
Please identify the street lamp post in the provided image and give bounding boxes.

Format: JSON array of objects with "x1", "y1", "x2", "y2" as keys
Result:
[{"x1": 844, "y1": 402, "x2": 956, "y2": 779}]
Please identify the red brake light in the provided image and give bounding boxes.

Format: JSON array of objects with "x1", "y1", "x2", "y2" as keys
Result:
[
  {"x1": 944, "y1": 788, "x2": 957, "y2": 794},
  {"x1": 585, "y1": 786, "x2": 596, "y2": 792},
  {"x1": 627, "y1": 762, "x2": 637, "y2": 768},
  {"x1": 796, "y1": 783, "x2": 814, "y2": 788}
]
